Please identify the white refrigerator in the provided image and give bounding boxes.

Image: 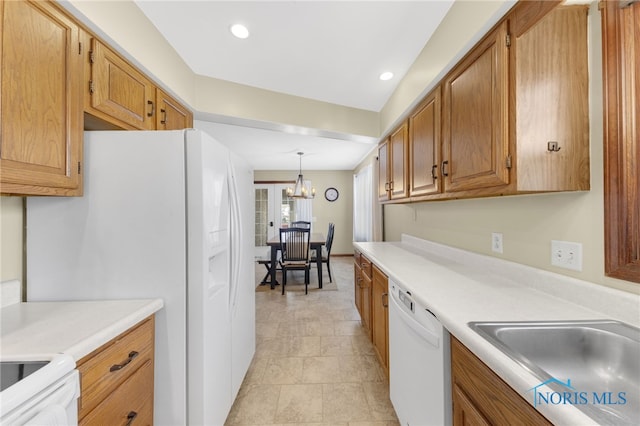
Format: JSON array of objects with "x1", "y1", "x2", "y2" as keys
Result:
[{"x1": 26, "y1": 129, "x2": 255, "y2": 425}]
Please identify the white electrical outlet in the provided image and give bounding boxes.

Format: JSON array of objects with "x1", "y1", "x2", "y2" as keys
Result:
[
  {"x1": 491, "y1": 232, "x2": 503, "y2": 254},
  {"x1": 551, "y1": 240, "x2": 583, "y2": 271}
]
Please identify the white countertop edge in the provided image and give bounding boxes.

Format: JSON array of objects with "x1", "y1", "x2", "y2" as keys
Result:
[
  {"x1": 0, "y1": 299, "x2": 164, "y2": 362},
  {"x1": 353, "y1": 237, "x2": 639, "y2": 426},
  {"x1": 65, "y1": 298, "x2": 164, "y2": 360}
]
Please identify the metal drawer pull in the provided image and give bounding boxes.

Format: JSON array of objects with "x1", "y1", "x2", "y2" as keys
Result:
[
  {"x1": 382, "y1": 292, "x2": 389, "y2": 308},
  {"x1": 125, "y1": 411, "x2": 138, "y2": 426},
  {"x1": 441, "y1": 160, "x2": 449, "y2": 177},
  {"x1": 110, "y1": 351, "x2": 139, "y2": 372},
  {"x1": 147, "y1": 100, "x2": 155, "y2": 117},
  {"x1": 431, "y1": 164, "x2": 438, "y2": 180},
  {"x1": 160, "y1": 108, "x2": 167, "y2": 124}
]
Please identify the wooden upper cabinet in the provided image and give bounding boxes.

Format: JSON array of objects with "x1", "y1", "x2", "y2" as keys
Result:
[
  {"x1": 514, "y1": 4, "x2": 589, "y2": 192},
  {"x1": 156, "y1": 89, "x2": 193, "y2": 130},
  {"x1": 377, "y1": 139, "x2": 390, "y2": 201},
  {"x1": 443, "y1": 20, "x2": 510, "y2": 193},
  {"x1": 389, "y1": 122, "x2": 409, "y2": 200},
  {"x1": 87, "y1": 38, "x2": 156, "y2": 130},
  {"x1": 409, "y1": 87, "x2": 441, "y2": 198},
  {"x1": 0, "y1": 0, "x2": 83, "y2": 195}
]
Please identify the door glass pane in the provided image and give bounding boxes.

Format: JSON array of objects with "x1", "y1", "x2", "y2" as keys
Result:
[{"x1": 255, "y1": 188, "x2": 268, "y2": 246}]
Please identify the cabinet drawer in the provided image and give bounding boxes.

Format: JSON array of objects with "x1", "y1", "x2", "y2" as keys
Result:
[
  {"x1": 360, "y1": 255, "x2": 372, "y2": 278},
  {"x1": 78, "y1": 318, "x2": 154, "y2": 418},
  {"x1": 80, "y1": 358, "x2": 154, "y2": 426}
]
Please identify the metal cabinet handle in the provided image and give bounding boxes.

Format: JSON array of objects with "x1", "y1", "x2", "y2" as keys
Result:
[
  {"x1": 384, "y1": 182, "x2": 389, "y2": 191},
  {"x1": 147, "y1": 100, "x2": 155, "y2": 117},
  {"x1": 441, "y1": 160, "x2": 449, "y2": 177},
  {"x1": 431, "y1": 164, "x2": 438, "y2": 180},
  {"x1": 160, "y1": 108, "x2": 167, "y2": 124},
  {"x1": 382, "y1": 292, "x2": 389, "y2": 308},
  {"x1": 110, "y1": 351, "x2": 139, "y2": 372},
  {"x1": 125, "y1": 411, "x2": 138, "y2": 426}
]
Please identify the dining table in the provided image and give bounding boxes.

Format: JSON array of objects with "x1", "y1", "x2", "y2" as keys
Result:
[{"x1": 265, "y1": 232, "x2": 325, "y2": 290}]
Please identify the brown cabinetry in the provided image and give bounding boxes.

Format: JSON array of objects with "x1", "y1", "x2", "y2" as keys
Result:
[
  {"x1": 86, "y1": 39, "x2": 156, "y2": 131},
  {"x1": 0, "y1": 0, "x2": 83, "y2": 196},
  {"x1": 451, "y1": 336, "x2": 552, "y2": 426},
  {"x1": 78, "y1": 316, "x2": 155, "y2": 425},
  {"x1": 379, "y1": 122, "x2": 409, "y2": 202},
  {"x1": 409, "y1": 87, "x2": 441, "y2": 198},
  {"x1": 1, "y1": 0, "x2": 193, "y2": 195},
  {"x1": 443, "y1": 20, "x2": 510, "y2": 194},
  {"x1": 156, "y1": 89, "x2": 194, "y2": 130},
  {"x1": 353, "y1": 251, "x2": 372, "y2": 338},
  {"x1": 513, "y1": 4, "x2": 589, "y2": 192},
  {"x1": 379, "y1": 2, "x2": 589, "y2": 204},
  {"x1": 371, "y1": 265, "x2": 389, "y2": 377}
]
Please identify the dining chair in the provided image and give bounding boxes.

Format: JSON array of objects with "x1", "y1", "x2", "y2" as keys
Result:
[
  {"x1": 279, "y1": 227, "x2": 312, "y2": 294},
  {"x1": 291, "y1": 220, "x2": 311, "y2": 229},
  {"x1": 312, "y1": 223, "x2": 335, "y2": 282}
]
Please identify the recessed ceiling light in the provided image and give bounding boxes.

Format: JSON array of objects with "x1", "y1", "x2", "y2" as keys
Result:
[
  {"x1": 379, "y1": 71, "x2": 394, "y2": 81},
  {"x1": 230, "y1": 24, "x2": 249, "y2": 39}
]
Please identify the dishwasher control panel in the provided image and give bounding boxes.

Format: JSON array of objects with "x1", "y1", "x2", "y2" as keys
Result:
[{"x1": 397, "y1": 287, "x2": 414, "y2": 313}]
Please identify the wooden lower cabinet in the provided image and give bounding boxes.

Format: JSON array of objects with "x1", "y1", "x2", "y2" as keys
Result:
[
  {"x1": 371, "y1": 265, "x2": 389, "y2": 377},
  {"x1": 78, "y1": 316, "x2": 155, "y2": 425},
  {"x1": 451, "y1": 336, "x2": 552, "y2": 426},
  {"x1": 353, "y1": 252, "x2": 372, "y2": 338},
  {"x1": 354, "y1": 253, "x2": 390, "y2": 377}
]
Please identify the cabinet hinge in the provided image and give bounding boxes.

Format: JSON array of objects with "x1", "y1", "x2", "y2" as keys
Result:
[
  {"x1": 506, "y1": 155, "x2": 513, "y2": 169},
  {"x1": 89, "y1": 80, "x2": 94, "y2": 94},
  {"x1": 89, "y1": 51, "x2": 95, "y2": 64},
  {"x1": 78, "y1": 162, "x2": 82, "y2": 175},
  {"x1": 506, "y1": 33, "x2": 511, "y2": 47}
]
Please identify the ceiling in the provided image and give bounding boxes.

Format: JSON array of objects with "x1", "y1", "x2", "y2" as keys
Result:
[{"x1": 134, "y1": 0, "x2": 456, "y2": 170}]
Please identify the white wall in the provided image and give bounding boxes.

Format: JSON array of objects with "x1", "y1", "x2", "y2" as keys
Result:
[{"x1": 0, "y1": 197, "x2": 23, "y2": 282}]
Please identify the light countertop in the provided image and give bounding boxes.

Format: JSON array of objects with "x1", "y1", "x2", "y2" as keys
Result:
[
  {"x1": 0, "y1": 299, "x2": 163, "y2": 362},
  {"x1": 354, "y1": 235, "x2": 640, "y2": 426}
]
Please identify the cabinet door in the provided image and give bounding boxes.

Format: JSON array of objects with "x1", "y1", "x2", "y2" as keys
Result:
[
  {"x1": 409, "y1": 87, "x2": 441, "y2": 197},
  {"x1": 377, "y1": 139, "x2": 390, "y2": 201},
  {"x1": 443, "y1": 21, "x2": 510, "y2": 193},
  {"x1": 371, "y1": 265, "x2": 388, "y2": 376},
  {"x1": 88, "y1": 39, "x2": 155, "y2": 130},
  {"x1": 515, "y1": 5, "x2": 589, "y2": 192},
  {"x1": 389, "y1": 123, "x2": 409, "y2": 200},
  {"x1": 354, "y1": 260, "x2": 363, "y2": 317},
  {"x1": 360, "y1": 272, "x2": 372, "y2": 338},
  {"x1": 0, "y1": 0, "x2": 83, "y2": 195},
  {"x1": 156, "y1": 89, "x2": 193, "y2": 130},
  {"x1": 452, "y1": 384, "x2": 491, "y2": 426}
]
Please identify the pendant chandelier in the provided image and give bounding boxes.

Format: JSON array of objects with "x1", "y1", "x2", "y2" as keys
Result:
[{"x1": 286, "y1": 152, "x2": 315, "y2": 199}]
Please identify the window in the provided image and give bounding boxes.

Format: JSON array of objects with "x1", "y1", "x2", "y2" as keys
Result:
[{"x1": 354, "y1": 165, "x2": 373, "y2": 242}]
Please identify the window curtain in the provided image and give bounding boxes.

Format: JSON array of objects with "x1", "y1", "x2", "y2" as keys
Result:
[
  {"x1": 294, "y1": 180, "x2": 313, "y2": 230},
  {"x1": 353, "y1": 165, "x2": 373, "y2": 242}
]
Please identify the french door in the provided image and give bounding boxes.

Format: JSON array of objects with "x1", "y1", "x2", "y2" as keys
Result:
[{"x1": 254, "y1": 183, "x2": 312, "y2": 250}]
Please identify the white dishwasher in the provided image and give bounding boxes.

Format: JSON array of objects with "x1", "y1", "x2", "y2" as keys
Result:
[{"x1": 389, "y1": 279, "x2": 451, "y2": 426}]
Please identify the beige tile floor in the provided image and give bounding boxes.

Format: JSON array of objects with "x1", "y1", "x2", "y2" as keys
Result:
[{"x1": 225, "y1": 257, "x2": 400, "y2": 426}]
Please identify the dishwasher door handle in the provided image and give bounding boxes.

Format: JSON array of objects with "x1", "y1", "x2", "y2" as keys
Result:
[{"x1": 390, "y1": 292, "x2": 440, "y2": 348}]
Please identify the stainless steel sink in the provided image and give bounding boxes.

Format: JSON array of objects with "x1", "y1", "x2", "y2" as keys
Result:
[{"x1": 469, "y1": 320, "x2": 640, "y2": 425}]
